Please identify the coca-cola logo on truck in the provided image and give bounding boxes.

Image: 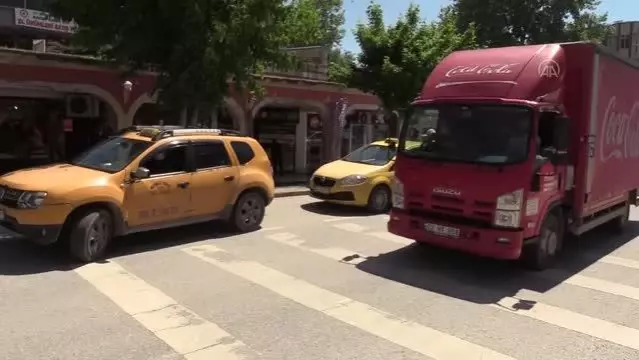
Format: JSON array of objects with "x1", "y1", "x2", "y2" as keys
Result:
[
  {"x1": 445, "y1": 64, "x2": 518, "y2": 77},
  {"x1": 600, "y1": 96, "x2": 639, "y2": 162}
]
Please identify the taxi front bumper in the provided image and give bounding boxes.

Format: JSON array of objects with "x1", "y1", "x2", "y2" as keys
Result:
[
  {"x1": 0, "y1": 204, "x2": 72, "y2": 245},
  {"x1": 309, "y1": 181, "x2": 371, "y2": 206}
]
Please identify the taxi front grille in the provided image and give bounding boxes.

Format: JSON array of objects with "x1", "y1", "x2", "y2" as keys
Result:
[{"x1": 313, "y1": 176, "x2": 336, "y2": 187}]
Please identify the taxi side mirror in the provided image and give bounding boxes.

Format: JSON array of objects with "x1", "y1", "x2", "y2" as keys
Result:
[{"x1": 131, "y1": 167, "x2": 150, "y2": 180}]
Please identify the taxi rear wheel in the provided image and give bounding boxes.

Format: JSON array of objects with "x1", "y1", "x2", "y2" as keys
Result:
[
  {"x1": 69, "y1": 209, "x2": 113, "y2": 263},
  {"x1": 231, "y1": 191, "x2": 265, "y2": 232},
  {"x1": 367, "y1": 185, "x2": 391, "y2": 213}
]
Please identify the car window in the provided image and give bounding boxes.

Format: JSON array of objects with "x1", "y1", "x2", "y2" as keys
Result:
[
  {"x1": 231, "y1": 141, "x2": 255, "y2": 165},
  {"x1": 193, "y1": 142, "x2": 231, "y2": 170},
  {"x1": 140, "y1": 144, "x2": 188, "y2": 176}
]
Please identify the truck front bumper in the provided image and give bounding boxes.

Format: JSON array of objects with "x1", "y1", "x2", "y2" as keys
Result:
[{"x1": 387, "y1": 210, "x2": 524, "y2": 260}]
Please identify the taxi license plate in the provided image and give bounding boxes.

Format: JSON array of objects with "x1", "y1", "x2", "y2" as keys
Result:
[
  {"x1": 313, "y1": 186, "x2": 331, "y2": 194},
  {"x1": 424, "y1": 223, "x2": 460, "y2": 238}
]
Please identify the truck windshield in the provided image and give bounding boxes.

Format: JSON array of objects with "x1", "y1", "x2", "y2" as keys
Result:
[
  {"x1": 71, "y1": 137, "x2": 152, "y2": 173},
  {"x1": 343, "y1": 144, "x2": 396, "y2": 166},
  {"x1": 399, "y1": 104, "x2": 533, "y2": 165}
]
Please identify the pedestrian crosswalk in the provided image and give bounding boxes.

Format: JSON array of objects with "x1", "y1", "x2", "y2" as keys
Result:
[{"x1": 71, "y1": 214, "x2": 639, "y2": 360}]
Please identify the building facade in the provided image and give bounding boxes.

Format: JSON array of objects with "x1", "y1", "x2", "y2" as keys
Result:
[
  {"x1": 0, "y1": 3, "x2": 384, "y2": 177},
  {"x1": 603, "y1": 21, "x2": 639, "y2": 63}
]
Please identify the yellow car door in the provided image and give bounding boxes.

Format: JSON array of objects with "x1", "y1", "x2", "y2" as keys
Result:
[
  {"x1": 124, "y1": 142, "x2": 193, "y2": 227},
  {"x1": 188, "y1": 141, "x2": 239, "y2": 218}
]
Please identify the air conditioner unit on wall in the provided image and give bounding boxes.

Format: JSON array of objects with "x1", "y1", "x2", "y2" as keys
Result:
[{"x1": 65, "y1": 94, "x2": 100, "y2": 118}]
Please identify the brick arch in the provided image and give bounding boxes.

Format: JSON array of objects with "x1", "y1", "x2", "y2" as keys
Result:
[{"x1": 0, "y1": 80, "x2": 126, "y2": 128}]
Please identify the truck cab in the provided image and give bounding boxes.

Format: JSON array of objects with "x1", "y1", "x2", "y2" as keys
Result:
[{"x1": 388, "y1": 42, "x2": 637, "y2": 270}]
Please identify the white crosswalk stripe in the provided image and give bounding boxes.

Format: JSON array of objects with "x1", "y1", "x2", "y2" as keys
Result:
[
  {"x1": 75, "y1": 261, "x2": 254, "y2": 360},
  {"x1": 182, "y1": 244, "x2": 515, "y2": 360}
]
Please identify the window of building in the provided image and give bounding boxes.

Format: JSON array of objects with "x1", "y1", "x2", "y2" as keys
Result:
[
  {"x1": 620, "y1": 35, "x2": 631, "y2": 49},
  {"x1": 231, "y1": 141, "x2": 255, "y2": 165},
  {"x1": 193, "y1": 142, "x2": 231, "y2": 170},
  {"x1": 141, "y1": 145, "x2": 188, "y2": 176}
]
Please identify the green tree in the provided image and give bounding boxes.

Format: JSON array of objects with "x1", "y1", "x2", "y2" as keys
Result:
[
  {"x1": 351, "y1": 3, "x2": 476, "y2": 133},
  {"x1": 50, "y1": 0, "x2": 290, "y2": 117},
  {"x1": 453, "y1": 0, "x2": 611, "y2": 47}
]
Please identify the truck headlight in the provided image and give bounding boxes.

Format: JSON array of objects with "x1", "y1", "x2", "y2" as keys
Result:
[
  {"x1": 494, "y1": 210, "x2": 521, "y2": 228},
  {"x1": 18, "y1": 191, "x2": 47, "y2": 209},
  {"x1": 391, "y1": 178, "x2": 405, "y2": 209},
  {"x1": 496, "y1": 189, "x2": 524, "y2": 211},
  {"x1": 340, "y1": 174, "x2": 367, "y2": 186}
]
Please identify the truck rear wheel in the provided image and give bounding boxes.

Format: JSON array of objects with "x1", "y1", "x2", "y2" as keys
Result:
[{"x1": 522, "y1": 211, "x2": 563, "y2": 271}]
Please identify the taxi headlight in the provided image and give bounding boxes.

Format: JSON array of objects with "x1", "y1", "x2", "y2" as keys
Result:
[
  {"x1": 18, "y1": 191, "x2": 47, "y2": 209},
  {"x1": 339, "y1": 175, "x2": 368, "y2": 186}
]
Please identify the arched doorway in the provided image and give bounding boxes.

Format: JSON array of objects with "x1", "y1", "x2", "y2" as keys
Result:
[
  {"x1": 131, "y1": 97, "x2": 245, "y2": 132},
  {"x1": 0, "y1": 84, "x2": 122, "y2": 174},
  {"x1": 250, "y1": 98, "x2": 328, "y2": 181}
]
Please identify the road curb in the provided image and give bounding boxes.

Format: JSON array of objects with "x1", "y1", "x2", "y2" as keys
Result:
[{"x1": 274, "y1": 189, "x2": 311, "y2": 198}]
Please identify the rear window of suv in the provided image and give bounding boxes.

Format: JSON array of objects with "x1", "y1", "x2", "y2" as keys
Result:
[{"x1": 231, "y1": 141, "x2": 255, "y2": 165}]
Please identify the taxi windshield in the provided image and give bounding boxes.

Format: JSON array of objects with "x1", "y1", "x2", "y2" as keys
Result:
[
  {"x1": 71, "y1": 136, "x2": 151, "y2": 173},
  {"x1": 343, "y1": 144, "x2": 396, "y2": 166}
]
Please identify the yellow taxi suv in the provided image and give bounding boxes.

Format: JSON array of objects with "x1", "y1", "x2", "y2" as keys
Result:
[
  {"x1": 309, "y1": 139, "x2": 397, "y2": 213},
  {"x1": 0, "y1": 126, "x2": 274, "y2": 262}
]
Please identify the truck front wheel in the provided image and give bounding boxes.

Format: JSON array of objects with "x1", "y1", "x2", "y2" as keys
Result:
[{"x1": 522, "y1": 211, "x2": 563, "y2": 271}]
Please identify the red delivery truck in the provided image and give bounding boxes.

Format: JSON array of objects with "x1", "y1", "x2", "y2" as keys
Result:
[{"x1": 388, "y1": 42, "x2": 639, "y2": 270}]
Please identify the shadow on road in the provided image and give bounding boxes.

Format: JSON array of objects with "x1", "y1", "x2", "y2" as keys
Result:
[
  {"x1": 0, "y1": 221, "x2": 246, "y2": 276},
  {"x1": 356, "y1": 220, "x2": 639, "y2": 305},
  {"x1": 301, "y1": 201, "x2": 385, "y2": 217}
]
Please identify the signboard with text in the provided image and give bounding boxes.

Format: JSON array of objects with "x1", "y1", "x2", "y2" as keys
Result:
[{"x1": 14, "y1": 8, "x2": 78, "y2": 34}]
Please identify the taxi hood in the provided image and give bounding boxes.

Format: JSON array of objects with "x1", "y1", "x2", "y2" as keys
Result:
[
  {"x1": 1, "y1": 163, "x2": 112, "y2": 192},
  {"x1": 314, "y1": 160, "x2": 387, "y2": 179}
]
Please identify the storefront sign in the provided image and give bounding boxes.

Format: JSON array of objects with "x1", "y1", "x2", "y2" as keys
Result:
[{"x1": 15, "y1": 8, "x2": 78, "y2": 34}]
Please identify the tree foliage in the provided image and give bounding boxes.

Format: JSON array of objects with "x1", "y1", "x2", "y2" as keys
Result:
[
  {"x1": 453, "y1": 0, "x2": 611, "y2": 47},
  {"x1": 352, "y1": 3, "x2": 476, "y2": 112},
  {"x1": 50, "y1": 0, "x2": 291, "y2": 109},
  {"x1": 281, "y1": 0, "x2": 350, "y2": 83}
]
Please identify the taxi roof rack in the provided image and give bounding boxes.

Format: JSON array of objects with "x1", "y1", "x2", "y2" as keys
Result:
[{"x1": 120, "y1": 125, "x2": 242, "y2": 140}]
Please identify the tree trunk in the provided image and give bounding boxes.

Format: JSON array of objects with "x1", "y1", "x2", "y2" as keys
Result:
[
  {"x1": 179, "y1": 107, "x2": 188, "y2": 127},
  {"x1": 190, "y1": 105, "x2": 200, "y2": 127}
]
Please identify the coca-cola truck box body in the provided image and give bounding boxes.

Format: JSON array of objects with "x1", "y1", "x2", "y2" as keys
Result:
[{"x1": 417, "y1": 41, "x2": 639, "y2": 219}]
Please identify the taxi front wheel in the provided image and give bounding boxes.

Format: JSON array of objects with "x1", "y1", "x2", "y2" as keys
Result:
[
  {"x1": 231, "y1": 191, "x2": 265, "y2": 232},
  {"x1": 367, "y1": 185, "x2": 391, "y2": 213},
  {"x1": 69, "y1": 209, "x2": 113, "y2": 262}
]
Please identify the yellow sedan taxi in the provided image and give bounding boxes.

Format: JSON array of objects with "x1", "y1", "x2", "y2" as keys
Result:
[{"x1": 309, "y1": 139, "x2": 397, "y2": 213}]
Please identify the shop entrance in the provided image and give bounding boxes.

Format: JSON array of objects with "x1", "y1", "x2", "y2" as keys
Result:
[
  {"x1": 254, "y1": 106, "x2": 298, "y2": 176},
  {"x1": 0, "y1": 96, "x2": 116, "y2": 174}
]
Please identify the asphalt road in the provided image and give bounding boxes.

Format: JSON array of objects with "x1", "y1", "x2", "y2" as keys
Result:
[{"x1": 2, "y1": 196, "x2": 639, "y2": 360}]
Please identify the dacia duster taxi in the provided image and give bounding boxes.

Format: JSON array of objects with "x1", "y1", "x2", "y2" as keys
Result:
[{"x1": 0, "y1": 126, "x2": 275, "y2": 262}]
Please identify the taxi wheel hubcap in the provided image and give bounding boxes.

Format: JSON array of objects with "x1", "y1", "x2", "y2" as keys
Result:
[
  {"x1": 372, "y1": 188, "x2": 389, "y2": 210},
  {"x1": 88, "y1": 217, "x2": 108, "y2": 255},
  {"x1": 240, "y1": 195, "x2": 262, "y2": 225}
]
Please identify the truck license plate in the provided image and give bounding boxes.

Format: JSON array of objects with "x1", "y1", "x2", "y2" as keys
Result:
[{"x1": 424, "y1": 223, "x2": 460, "y2": 238}]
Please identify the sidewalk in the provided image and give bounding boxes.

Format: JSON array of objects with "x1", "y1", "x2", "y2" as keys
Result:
[{"x1": 274, "y1": 185, "x2": 310, "y2": 198}]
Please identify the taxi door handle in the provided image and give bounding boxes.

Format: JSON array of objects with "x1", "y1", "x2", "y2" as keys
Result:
[
  {"x1": 177, "y1": 182, "x2": 190, "y2": 189},
  {"x1": 224, "y1": 175, "x2": 235, "y2": 182}
]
